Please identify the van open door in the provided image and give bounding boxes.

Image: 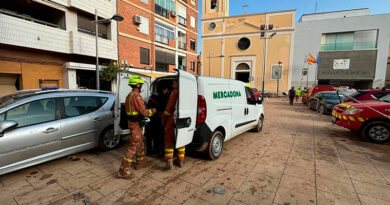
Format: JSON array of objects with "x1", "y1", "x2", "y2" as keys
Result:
[
  {"x1": 175, "y1": 70, "x2": 198, "y2": 148},
  {"x1": 114, "y1": 71, "x2": 151, "y2": 136}
]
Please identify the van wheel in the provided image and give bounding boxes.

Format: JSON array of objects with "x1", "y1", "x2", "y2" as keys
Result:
[
  {"x1": 362, "y1": 121, "x2": 390, "y2": 144},
  {"x1": 206, "y1": 131, "x2": 224, "y2": 160},
  {"x1": 255, "y1": 116, "x2": 264, "y2": 133},
  {"x1": 99, "y1": 126, "x2": 121, "y2": 151}
]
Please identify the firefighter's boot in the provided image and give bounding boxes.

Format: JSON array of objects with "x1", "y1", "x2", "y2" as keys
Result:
[
  {"x1": 165, "y1": 158, "x2": 173, "y2": 170},
  {"x1": 175, "y1": 159, "x2": 184, "y2": 168},
  {"x1": 118, "y1": 157, "x2": 135, "y2": 180}
]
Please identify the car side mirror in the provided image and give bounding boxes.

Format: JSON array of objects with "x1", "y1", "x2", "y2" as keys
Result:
[{"x1": 0, "y1": 120, "x2": 18, "y2": 137}]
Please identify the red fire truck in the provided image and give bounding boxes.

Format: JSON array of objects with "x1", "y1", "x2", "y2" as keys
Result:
[{"x1": 332, "y1": 94, "x2": 390, "y2": 144}]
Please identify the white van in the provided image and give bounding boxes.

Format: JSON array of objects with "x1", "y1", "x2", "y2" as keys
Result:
[{"x1": 114, "y1": 70, "x2": 264, "y2": 159}]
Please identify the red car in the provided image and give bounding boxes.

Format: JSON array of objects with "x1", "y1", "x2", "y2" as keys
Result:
[
  {"x1": 332, "y1": 94, "x2": 390, "y2": 144},
  {"x1": 251, "y1": 88, "x2": 261, "y2": 99},
  {"x1": 344, "y1": 89, "x2": 390, "y2": 102},
  {"x1": 302, "y1": 85, "x2": 335, "y2": 104}
]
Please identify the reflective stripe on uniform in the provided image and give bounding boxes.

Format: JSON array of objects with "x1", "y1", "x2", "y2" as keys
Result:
[
  {"x1": 177, "y1": 154, "x2": 185, "y2": 157},
  {"x1": 123, "y1": 157, "x2": 132, "y2": 163},
  {"x1": 164, "y1": 111, "x2": 171, "y2": 116},
  {"x1": 127, "y1": 93, "x2": 139, "y2": 116},
  {"x1": 148, "y1": 109, "x2": 153, "y2": 117},
  {"x1": 178, "y1": 148, "x2": 185, "y2": 152}
]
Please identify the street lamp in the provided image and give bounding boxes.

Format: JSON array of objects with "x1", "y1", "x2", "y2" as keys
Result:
[
  {"x1": 94, "y1": 10, "x2": 124, "y2": 90},
  {"x1": 207, "y1": 53, "x2": 224, "y2": 77},
  {"x1": 276, "y1": 61, "x2": 282, "y2": 98},
  {"x1": 260, "y1": 23, "x2": 276, "y2": 101}
]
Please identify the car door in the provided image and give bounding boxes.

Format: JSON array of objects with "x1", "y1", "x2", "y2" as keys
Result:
[
  {"x1": 229, "y1": 80, "x2": 248, "y2": 136},
  {"x1": 310, "y1": 93, "x2": 319, "y2": 110},
  {"x1": 114, "y1": 71, "x2": 151, "y2": 136},
  {"x1": 175, "y1": 70, "x2": 197, "y2": 148},
  {"x1": 59, "y1": 96, "x2": 107, "y2": 150},
  {"x1": 0, "y1": 98, "x2": 61, "y2": 173},
  {"x1": 245, "y1": 87, "x2": 259, "y2": 128}
]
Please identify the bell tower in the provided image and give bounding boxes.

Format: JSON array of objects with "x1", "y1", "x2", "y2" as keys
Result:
[{"x1": 202, "y1": 0, "x2": 229, "y2": 19}]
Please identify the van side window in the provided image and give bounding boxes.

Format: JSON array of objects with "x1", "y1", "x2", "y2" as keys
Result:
[{"x1": 245, "y1": 87, "x2": 256, "y2": 105}]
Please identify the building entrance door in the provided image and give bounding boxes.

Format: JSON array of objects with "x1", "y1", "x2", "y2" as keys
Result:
[{"x1": 235, "y1": 63, "x2": 251, "y2": 83}]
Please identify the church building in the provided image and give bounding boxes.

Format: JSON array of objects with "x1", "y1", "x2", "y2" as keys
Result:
[{"x1": 201, "y1": 0, "x2": 295, "y2": 93}]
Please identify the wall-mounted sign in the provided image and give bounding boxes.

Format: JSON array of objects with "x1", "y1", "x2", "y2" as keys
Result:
[{"x1": 333, "y1": 59, "x2": 350, "y2": 70}]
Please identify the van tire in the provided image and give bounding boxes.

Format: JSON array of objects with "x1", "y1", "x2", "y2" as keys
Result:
[
  {"x1": 206, "y1": 131, "x2": 224, "y2": 160},
  {"x1": 99, "y1": 126, "x2": 121, "y2": 151},
  {"x1": 255, "y1": 116, "x2": 264, "y2": 133},
  {"x1": 362, "y1": 121, "x2": 390, "y2": 144}
]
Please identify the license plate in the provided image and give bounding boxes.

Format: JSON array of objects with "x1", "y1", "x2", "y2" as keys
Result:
[{"x1": 331, "y1": 116, "x2": 337, "y2": 124}]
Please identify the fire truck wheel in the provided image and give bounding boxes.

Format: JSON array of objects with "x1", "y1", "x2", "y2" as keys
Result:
[{"x1": 362, "y1": 121, "x2": 390, "y2": 144}]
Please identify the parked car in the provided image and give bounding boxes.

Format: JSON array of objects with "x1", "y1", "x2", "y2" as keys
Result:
[
  {"x1": 302, "y1": 85, "x2": 335, "y2": 104},
  {"x1": 0, "y1": 89, "x2": 118, "y2": 175},
  {"x1": 344, "y1": 89, "x2": 390, "y2": 102},
  {"x1": 308, "y1": 91, "x2": 345, "y2": 115},
  {"x1": 332, "y1": 94, "x2": 390, "y2": 144}
]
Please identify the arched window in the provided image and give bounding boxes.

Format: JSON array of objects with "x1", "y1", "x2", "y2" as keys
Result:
[{"x1": 235, "y1": 63, "x2": 251, "y2": 83}]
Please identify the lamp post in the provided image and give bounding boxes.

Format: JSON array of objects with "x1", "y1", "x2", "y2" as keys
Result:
[
  {"x1": 207, "y1": 53, "x2": 224, "y2": 77},
  {"x1": 260, "y1": 23, "x2": 276, "y2": 101},
  {"x1": 94, "y1": 10, "x2": 123, "y2": 90},
  {"x1": 276, "y1": 61, "x2": 282, "y2": 98}
]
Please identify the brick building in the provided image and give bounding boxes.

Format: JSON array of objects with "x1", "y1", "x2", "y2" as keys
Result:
[
  {"x1": 0, "y1": 0, "x2": 119, "y2": 96},
  {"x1": 117, "y1": 0, "x2": 199, "y2": 79}
]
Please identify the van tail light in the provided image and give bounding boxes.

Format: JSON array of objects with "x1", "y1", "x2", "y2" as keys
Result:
[{"x1": 197, "y1": 95, "x2": 207, "y2": 125}]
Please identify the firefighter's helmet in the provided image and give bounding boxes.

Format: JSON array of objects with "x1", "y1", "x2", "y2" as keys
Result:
[{"x1": 128, "y1": 75, "x2": 145, "y2": 85}]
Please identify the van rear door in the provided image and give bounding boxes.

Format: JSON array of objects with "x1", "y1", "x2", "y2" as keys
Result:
[
  {"x1": 175, "y1": 70, "x2": 197, "y2": 148},
  {"x1": 114, "y1": 71, "x2": 151, "y2": 136}
]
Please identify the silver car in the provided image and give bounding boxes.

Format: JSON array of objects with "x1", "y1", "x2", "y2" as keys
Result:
[{"x1": 0, "y1": 89, "x2": 120, "y2": 175}]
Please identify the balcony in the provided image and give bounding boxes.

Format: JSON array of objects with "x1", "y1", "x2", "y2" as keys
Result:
[
  {"x1": 178, "y1": 42, "x2": 187, "y2": 50},
  {"x1": 178, "y1": 16, "x2": 187, "y2": 26},
  {"x1": 320, "y1": 42, "x2": 377, "y2": 51},
  {"x1": 70, "y1": 31, "x2": 117, "y2": 60},
  {"x1": 155, "y1": 4, "x2": 169, "y2": 18},
  {"x1": 0, "y1": 13, "x2": 70, "y2": 54}
]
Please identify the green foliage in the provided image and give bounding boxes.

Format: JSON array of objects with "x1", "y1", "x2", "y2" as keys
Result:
[{"x1": 100, "y1": 61, "x2": 124, "y2": 82}]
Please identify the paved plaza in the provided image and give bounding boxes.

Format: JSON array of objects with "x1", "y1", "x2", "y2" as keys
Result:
[{"x1": 1, "y1": 99, "x2": 390, "y2": 205}]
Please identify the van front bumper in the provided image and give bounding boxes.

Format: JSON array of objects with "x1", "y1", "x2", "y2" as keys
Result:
[{"x1": 187, "y1": 124, "x2": 213, "y2": 152}]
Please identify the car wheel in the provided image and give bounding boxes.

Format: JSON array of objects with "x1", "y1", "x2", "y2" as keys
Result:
[
  {"x1": 206, "y1": 131, "x2": 224, "y2": 160},
  {"x1": 363, "y1": 121, "x2": 390, "y2": 144},
  {"x1": 99, "y1": 126, "x2": 121, "y2": 151},
  {"x1": 254, "y1": 116, "x2": 264, "y2": 133},
  {"x1": 318, "y1": 105, "x2": 325, "y2": 115}
]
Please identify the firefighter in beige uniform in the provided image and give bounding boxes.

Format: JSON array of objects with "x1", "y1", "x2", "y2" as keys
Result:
[{"x1": 118, "y1": 75, "x2": 156, "y2": 180}]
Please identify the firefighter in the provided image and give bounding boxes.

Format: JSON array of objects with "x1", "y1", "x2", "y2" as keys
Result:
[
  {"x1": 161, "y1": 80, "x2": 185, "y2": 170},
  {"x1": 118, "y1": 75, "x2": 156, "y2": 180}
]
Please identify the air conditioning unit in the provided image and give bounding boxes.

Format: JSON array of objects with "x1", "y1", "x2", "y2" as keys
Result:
[
  {"x1": 133, "y1": 15, "x2": 141, "y2": 24},
  {"x1": 170, "y1": 10, "x2": 177, "y2": 17}
]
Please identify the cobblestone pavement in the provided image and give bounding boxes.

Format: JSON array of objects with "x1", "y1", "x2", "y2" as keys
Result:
[{"x1": 1, "y1": 99, "x2": 390, "y2": 205}]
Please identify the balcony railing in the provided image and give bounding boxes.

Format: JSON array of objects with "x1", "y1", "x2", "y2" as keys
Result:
[
  {"x1": 320, "y1": 42, "x2": 377, "y2": 51},
  {"x1": 0, "y1": 8, "x2": 61, "y2": 29},
  {"x1": 155, "y1": 4, "x2": 168, "y2": 18},
  {"x1": 178, "y1": 16, "x2": 187, "y2": 26},
  {"x1": 178, "y1": 42, "x2": 186, "y2": 50}
]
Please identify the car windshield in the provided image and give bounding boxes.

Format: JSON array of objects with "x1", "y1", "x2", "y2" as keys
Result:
[
  {"x1": 379, "y1": 94, "x2": 390, "y2": 103},
  {"x1": 349, "y1": 91, "x2": 364, "y2": 98},
  {"x1": 322, "y1": 93, "x2": 345, "y2": 100}
]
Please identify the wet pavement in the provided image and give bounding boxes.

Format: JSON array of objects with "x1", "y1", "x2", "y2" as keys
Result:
[{"x1": 1, "y1": 99, "x2": 390, "y2": 205}]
